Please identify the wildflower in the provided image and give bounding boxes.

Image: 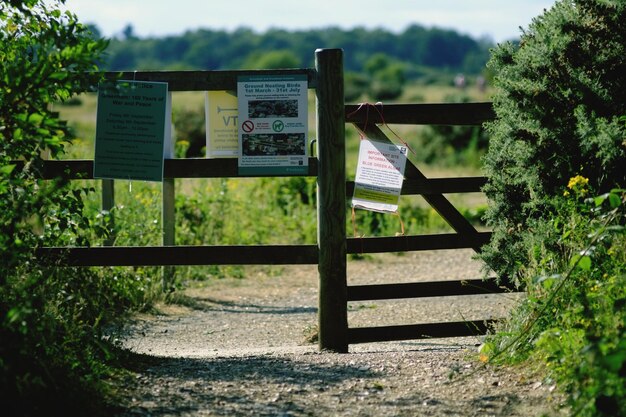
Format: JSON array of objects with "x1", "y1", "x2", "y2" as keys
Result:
[{"x1": 566, "y1": 175, "x2": 590, "y2": 196}]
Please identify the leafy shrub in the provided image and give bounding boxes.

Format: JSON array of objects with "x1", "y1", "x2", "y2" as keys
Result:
[
  {"x1": 344, "y1": 71, "x2": 369, "y2": 102},
  {"x1": 173, "y1": 107, "x2": 205, "y2": 157},
  {"x1": 0, "y1": 1, "x2": 154, "y2": 415},
  {"x1": 481, "y1": 0, "x2": 626, "y2": 282},
  {"x1": 363, "y1": 53, "x2": 407, "y2": 101},
  {"x1": 242, "y1": 49, "x2": 302, "y2": 70}
]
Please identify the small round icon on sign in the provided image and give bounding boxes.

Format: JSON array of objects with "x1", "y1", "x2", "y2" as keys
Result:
[
  {"x1": 242, "y1": 120, "x2": 254, "y2": 133},
  {"x1": 272, "y1": 120, "x2": 284, "y2": 132}
]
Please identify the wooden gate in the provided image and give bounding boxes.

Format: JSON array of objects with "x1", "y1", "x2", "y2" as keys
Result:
[
  {"x1": 32, "y1": 49, "x2": 517, "y2": 353},
  {"x1": 341, "y1": 103, "x2": 519, "y2": 348}
]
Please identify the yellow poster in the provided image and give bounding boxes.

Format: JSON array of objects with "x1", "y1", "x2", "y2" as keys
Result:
[{"x1": 205, "y1": 91, "x2": 238, "y2": 157}]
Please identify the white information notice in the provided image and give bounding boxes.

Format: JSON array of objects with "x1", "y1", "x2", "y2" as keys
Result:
[
  {"x1": 236, "y1": 74, "x2": 308, "y2": 175},
  {"x1": 352, "y1": 139, "x2": 408, "y2": 213}
]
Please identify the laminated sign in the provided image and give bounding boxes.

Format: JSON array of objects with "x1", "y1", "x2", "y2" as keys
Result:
[
  {"x1": 205, "y1": 90, "x2": 238, "y2": 157},
  {"x1": 352, "y1": 139, "x2": 408, "y2": 213},
  {"x1": 94, "y1": 80, "x2": 170, "y2": 181},
  {"x1": 236, "y1": 74, "x2": 308, "y2": 175}
]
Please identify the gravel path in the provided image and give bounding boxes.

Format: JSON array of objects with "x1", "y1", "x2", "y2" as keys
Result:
[{"x1": 111, "y1": 250, "x2": 565, "y2": 416}]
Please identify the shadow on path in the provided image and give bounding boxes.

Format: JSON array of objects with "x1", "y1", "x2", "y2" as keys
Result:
[
  {"x1": 169, "y1": 294, "x2": 318, "y2": 315},
  {"x1": 115, "y1": 350, "x2": 381, "y2": 417}
]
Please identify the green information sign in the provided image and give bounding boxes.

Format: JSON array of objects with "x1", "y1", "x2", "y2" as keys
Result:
[{"x1": 94, "y1": 81, "x2": 169, "y2": 182}]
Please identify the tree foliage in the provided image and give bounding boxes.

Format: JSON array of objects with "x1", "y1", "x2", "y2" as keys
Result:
[
  {"x1": 1, "y1": 0, "x2": 106, "y2": 257},
  {"x1": 480, "y1": 0, "x2": 626, "y2": 281},
  {"x1": 101, "y1": 24, "x2": 491, "y2": 76}
]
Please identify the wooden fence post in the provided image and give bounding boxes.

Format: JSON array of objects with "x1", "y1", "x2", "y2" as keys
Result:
[
  {"x1": 315, "y1": 48, "x2": 348, "y2": 352},
  {"x1": 102, "y1": 179, "x2": 115, "y2": 246},
  {"x1": 162, "y1": 92, "x2": 175, "y2": 291},
  {"x1": 162, "y1": 177, "x2": 175, "y2": 290}
]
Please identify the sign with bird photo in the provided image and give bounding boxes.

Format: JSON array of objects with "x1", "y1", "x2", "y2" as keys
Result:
[{"x1": 236, "y1": 74, "x2": 308, "y2": 175}]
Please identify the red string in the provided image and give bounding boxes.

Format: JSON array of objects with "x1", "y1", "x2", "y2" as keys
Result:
[
  {"x1": 347, "y1": 102, "x2": 415, "y2": 154},
  {"x1": 370, "y1": 102, "x2": 416, "y2": 155},
  {"x1": 347, "y1": 102, "x2": 369, "y2": 140}
]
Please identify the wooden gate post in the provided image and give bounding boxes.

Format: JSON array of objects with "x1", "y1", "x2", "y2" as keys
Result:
[{"x1": 315, "y1": 48, "x2": 348, "y2": 352}]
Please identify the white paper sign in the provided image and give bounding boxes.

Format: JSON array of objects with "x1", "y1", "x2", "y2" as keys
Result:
[{"x1": 352, "y1": 139, "x2": 408, "y2": 213}]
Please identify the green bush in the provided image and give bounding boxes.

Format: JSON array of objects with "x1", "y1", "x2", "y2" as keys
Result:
[
  {"x1": 481, "y1": 0, "x2": 626, "y2": 282},
  {"x1": 344, "y1": 71, "x2": 370, "y2": 102},
  {"x1": 242, "y1": 49, "x2": 302, "y2": 70},
  {"x1": 363, "y1": 53, "x2": 407, "y2": 101},
  {"x1": 173, "y1": 107, "x2": 206, "y2": 157},
  {"x1": 0, "y1": 1, "x2": 154, "y2": 415}
]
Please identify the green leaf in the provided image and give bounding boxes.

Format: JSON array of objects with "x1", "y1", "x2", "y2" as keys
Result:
[
  {"x1": 603, "y1": 340, "x2": 626, "y2": 372},
  {"x1": 608, "y1": 192, "x2": 621, "y2": 208},
  {"x1": 27, "y1": 112, "x2": 44, "y2": 125},
  {"x1": 0, "y1": 164, "x2": 16, "y2": 175},
  {"x1": 48, "y1": 71, "x2": 68, "y2": 81},
  {"x1": 536, "y1": 274, "x2": 562, "y2": 289},
  {"x1": 594, "y1": 193, "x2": 610, "y2": 207},
  {"x1": 570, "y1": 254, "x2": 592, "y2": 271}
]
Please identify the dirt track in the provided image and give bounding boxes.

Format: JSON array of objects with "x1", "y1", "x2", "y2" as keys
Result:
[{"x1": 111, "y1": 250, "x2": 565, "y2": 416}]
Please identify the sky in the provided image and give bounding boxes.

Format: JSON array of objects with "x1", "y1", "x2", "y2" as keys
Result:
[{"x1": 58, "y1": 0, "x2": 557, "y2": 43}]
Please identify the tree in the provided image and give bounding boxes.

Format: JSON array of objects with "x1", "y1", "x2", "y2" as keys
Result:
[
  {"x1": 242, "y1": 49, "x2": 301, "y2": 69},
  {"x1": 481, "y1": 3, "x2": 626, "y2": 414},
  {"x1": 364, "y1": 53, "x2": 406, "y2": 100},
  {"x1": 1, "y1": 1, "x2": 110, "y2": 414},
  {"x1": 96, "y1": 24, "x2": 492, "y2": 75},
  {"x1": 122, "y1": 23, "x2": 136, "y2": 40}
]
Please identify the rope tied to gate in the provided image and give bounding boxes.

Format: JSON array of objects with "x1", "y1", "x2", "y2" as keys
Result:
[
  {"x1": 350, "y1": 205, "x2": 406, "y2": 241},
  {"x1": 347, "y1": 101, "x2": 415, "y2": 155}
]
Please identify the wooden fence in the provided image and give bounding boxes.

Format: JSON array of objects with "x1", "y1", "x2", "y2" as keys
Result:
[{"x1": 33, "y1": 48, "x2": 519, "y2": 353}]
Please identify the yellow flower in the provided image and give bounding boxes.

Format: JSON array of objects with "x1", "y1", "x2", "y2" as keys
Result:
[
  {"x1": 567, "y1": 175, "x2": 589, "y2": 190},
  {"x1": 567, "y1": 175, "x2": 590, "y2": 196}
]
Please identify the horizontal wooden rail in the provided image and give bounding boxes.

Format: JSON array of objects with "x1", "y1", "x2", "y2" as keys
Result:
[
  {"x1": 347, "y1": 232, "x2": 491, "y2": 254},
  {"x1": 347, "y1": 319, "x2": 497, "y2": 344},
  {"x1": 35, "y1": 234, "x2": 492, "y2": 266},
  {"x1": 103, "y1": 69, "x2": 318, "y2": 91},
  {"x1": 22, "y1": 161, "x2": 486, "y2": 196},
  {"x1": 347, "y1": 278, "x2": 519, "y2": 302},
  {"x1": 346, "y1": 176, "x2": 487, "y2": 196},
  {"x1": 36, "y1": 244, "x2": 319, "y2": 266},
  {"x1": 16, "y1": 158, "x2": 319, "y2": 180},
  {"x1": 345, "y1": 102, "x2": 495, "y2": 125}
]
